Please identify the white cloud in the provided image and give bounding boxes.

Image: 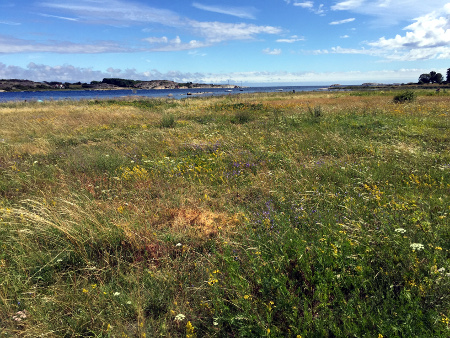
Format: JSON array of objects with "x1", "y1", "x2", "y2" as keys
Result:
[
  {"x1": 292, "y1": 1, "x2": 325, "y2": 15},
  {"x1": 368, "y1": 4, "x2": 450, "y2": 60},
  {"x1": 377, "y1": 0, "x2": 392, "y2": 8},
  {"x1": 40, "y1": 0, "x2": 181, "y2": 26},
  {"x1": 188, "y1": 50, "x2": 207, "y2": 57},
  {"x1": 315, "y1": 4, "x2": 325, "y2": 15},
  {"x1": 381, "y1": 47, "x2": 450, "y2": 61},
  {"x1": 331, "y1": 0, "x2": 448, "y2": 25},
  {"x1": 330, "y1": 18, "x2": 355, "y2": 25},
  {"x1": 0, "y1": 35, "x2": 129, "y2": 54},
  {"x1": 276, "y1": 35, "x2": 304, "y2": 43},
  {"x1": 39, "y1": 0, "x2": 281, "y2": 49},
  {"x1": 0, "y1": 62, "x2": 106, "y2": 82},
  {"x1": 293, "y1": 1, "x2": 314, "y2": 9},
  {"x1": 340, "y1": 35, "x2": 350, "y2": 38},
  {"x1": 0, "y1": 18, "x2": 281, "y2": 55},
  {"x1": 331, "y1": 0, "x2": 364, "y2": 11},
  {"x1": 143, "y1": 35, "x2": 210, "y2": 52},
  {"x1": 262, "y1": 48, "x2": 282, "y2": 55},
  {"x1": 330, "y1": 46, "x2": 375, "y2": 55},
  {"x1": 0, "y1": 20, "x2": 21, "y2": 25},
  {"x1": 0, "y1": 61, "x2": 432, "y2": 84},
  {"x1": 192, "y1": 2, "x2": 257, "y2": 19},
  {"x1": 306, "y1": 46, "x2": 381, "y2": 57},
  {"x1": 39, "y1": 13, "x2": 78, "y2": 21},
  {"x1": 143, "y1": 37, "x2": 169, "y2": 44},
  {"x1": 174, "y1": 68, "x2": 439, "y2": 84},
  {"x1": 189, "y1": 21, "x2": 282, "y2": 43},
  {"x1": 305, "y1": 4, "x2": 450, "y2": 62},
  {"x1": 147, "y1": 37, "x2": 209, "y2": 52}
]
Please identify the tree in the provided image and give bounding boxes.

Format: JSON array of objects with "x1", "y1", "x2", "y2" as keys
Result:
[
  {"x1": 102, "y1": 78, "x2": 138, "y2": 87},
  {"x1": 432, "y1": 72, "x2": 443, "y2": 84},
  {"x1": 429, "y1": 71, "x2": 443, "y2": 83},
  {"x1": 446, "y1": 68, "x2": 450, "y2": 83},
  {"x1": 418, "y1": 73, "x2": 431, "y2": 84},
  {"x1": 418, "y1": 71, "x2": 443, "y2": 84}
]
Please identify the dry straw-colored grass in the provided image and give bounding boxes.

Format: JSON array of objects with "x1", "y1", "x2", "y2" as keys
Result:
[{"x1": 0, "y1": 101, "x2": 162, "y2": 156}]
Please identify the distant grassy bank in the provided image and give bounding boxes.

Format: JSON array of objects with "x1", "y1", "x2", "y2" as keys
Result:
[
  {"x1": 0, "y1": 90, "x2": 449, "y2": 337},
  {"x1": 332, "y1": 83, "x2": 450, "y2": 91}
]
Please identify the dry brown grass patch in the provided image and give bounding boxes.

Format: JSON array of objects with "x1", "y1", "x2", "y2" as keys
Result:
[{"x1": 163, "y1": 208, "x2": 239, "y2": 240}]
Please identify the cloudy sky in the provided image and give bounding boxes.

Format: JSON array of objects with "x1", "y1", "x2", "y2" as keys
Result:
[{"x1": 1, "y1": 0, "x2": 449, "y2": 85}]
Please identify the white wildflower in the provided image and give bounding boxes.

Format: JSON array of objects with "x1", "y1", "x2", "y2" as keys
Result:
[
  {"x1": 174, "y1": 313, "x2": 186, "y2": 322},
  {"x1": 394, "y1": 228, "x2": 406, "y2": 234},
  {"x1": 113, "y1": 292, "x2": 120, "y2": 297},
  {"x1": 410, "y1": 243, "x2": 424, "y2": 251}
]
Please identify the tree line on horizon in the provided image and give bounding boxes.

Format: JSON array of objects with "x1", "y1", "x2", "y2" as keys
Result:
[{"x1": 417, "y1": 69, "x2": 450, "y2": 84}]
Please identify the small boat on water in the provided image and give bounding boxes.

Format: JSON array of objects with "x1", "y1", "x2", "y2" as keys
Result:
[{"x1": 276, "y1": 89, "x2": 283, "y2": 91}]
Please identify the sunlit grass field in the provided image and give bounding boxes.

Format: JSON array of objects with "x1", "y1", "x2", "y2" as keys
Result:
[{"x1": 0, "y1": 89, "x2": 449, "y2": 337}]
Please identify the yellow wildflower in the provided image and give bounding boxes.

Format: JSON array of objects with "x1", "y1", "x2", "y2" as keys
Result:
[{"x1": 186, "y1": 321, "x2": 196, "y2": 338}]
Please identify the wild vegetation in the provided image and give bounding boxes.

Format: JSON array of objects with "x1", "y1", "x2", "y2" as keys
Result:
[{"x1": 0, "y1": 89, "x2": 449, "y2": 337}]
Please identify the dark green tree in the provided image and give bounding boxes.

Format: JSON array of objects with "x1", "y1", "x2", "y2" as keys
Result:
[
  {"x1": 428, "y1": 71, "x2": 443, "y2": 83},
  {"x1": 431, "y1": 72, "x2": 443, "y2": 83},
  {"x1": 418, "y1": 73, "x2": 431, "y2": 84},
  {"x1": 419, "y1": 71, "x2": 443, "y2": 84}
]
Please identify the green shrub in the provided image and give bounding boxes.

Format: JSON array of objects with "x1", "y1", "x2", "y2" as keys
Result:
[
  {"x1": 393, "y1": 90, "x2": 416, "y2": 103},
  {"x1": 160, "y1": 114, "x2": 176, "y2": 128},
  {"x1": 231, "y1": 110, "x2": 252, "y2": 124},
  {"x1": 307, "y1": 105, "x2": 323, "y2": 122}
]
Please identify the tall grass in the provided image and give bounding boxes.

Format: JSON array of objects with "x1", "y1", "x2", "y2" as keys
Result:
[{"x1": 0, "y1": 91, "x2": 449, "y2": 337}]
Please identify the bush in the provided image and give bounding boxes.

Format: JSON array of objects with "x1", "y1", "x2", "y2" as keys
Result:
[
  {"x1": 307, "y1": 105, "x2": 323, "y2": 122},
  {"x1": 393, "y1": 90, "x2": 416, "y2": 103},
  {"x1": 231, "y1": 110, "x2": 252, "y2": 124},
  {"x1": 160, "y1": 114, "x2": 176, "y2": 128}
]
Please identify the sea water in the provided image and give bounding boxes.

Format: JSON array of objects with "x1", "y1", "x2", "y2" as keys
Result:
[{"x1": 0, "y1": 86, "x2": 327, "y2": 103}]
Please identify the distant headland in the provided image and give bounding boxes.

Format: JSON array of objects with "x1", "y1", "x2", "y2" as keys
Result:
[{"x1": 0, "y1": 78, "x2": 239, "y2": 92}]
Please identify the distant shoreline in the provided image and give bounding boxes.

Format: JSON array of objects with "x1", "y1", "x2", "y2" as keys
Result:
[
  {"x1": 0, "y1": 78, "x2": 241, "y2": 92},
  {"x1": 1, "y1": 79, "x2": 449, "y2": 94},
  {"x1": 328, "y1": 83, "x2": 450, "y2": 91}
]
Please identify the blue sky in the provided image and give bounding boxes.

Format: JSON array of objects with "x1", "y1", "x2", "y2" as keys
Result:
[{"x1": 1, "y1": 0, "x2": 449, "y2": 85}]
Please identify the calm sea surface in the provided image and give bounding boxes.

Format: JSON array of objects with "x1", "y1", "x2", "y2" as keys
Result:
[{"x1": 0, "y1": 86, "x2": 327, "y2": 103}]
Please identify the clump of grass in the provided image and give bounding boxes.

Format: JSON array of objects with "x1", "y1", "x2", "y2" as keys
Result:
[
  {"x1": 160, "y1": 113, "x2": 176, "y2": 128},
  {"x1": 231, "y1": 109, "x2": 253, "y2": 124},
  {"x1": 227, "y1": 103, "x2": 263, "y2": 124},
  {"x1": 393, "y1": 90, "x2": 416, "y2": 103},
  {"x1": 307, "y1": 105, "x2": 323, "y2": 122}
]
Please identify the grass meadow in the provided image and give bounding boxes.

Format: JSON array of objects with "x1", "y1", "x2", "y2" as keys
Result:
[{"x1": 0, "y1": 89, "x2": 449, "y2": 337}]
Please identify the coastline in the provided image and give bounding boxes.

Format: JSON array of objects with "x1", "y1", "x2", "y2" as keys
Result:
[
  {"x1": 0, "y1": 78, "x2": 241, "y2": 92},
  {"x1": 0, "y1": 85, "x2": 325, "y2": 102}
]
